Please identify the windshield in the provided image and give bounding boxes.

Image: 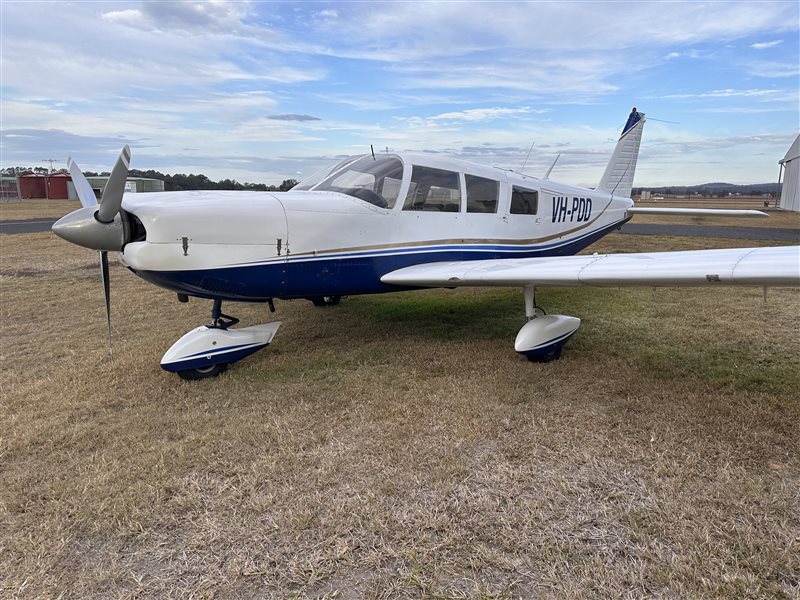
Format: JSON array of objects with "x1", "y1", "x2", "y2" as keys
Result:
[
  {"x1": 292, "y1": 156, "x2": 361, "y2": 191},
  {"x1": 313, "y1": 155, "x2": 404, "y2": 209}
]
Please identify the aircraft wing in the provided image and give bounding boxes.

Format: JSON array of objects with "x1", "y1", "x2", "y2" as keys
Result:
[{"x1": 381, "y1": 246, "x2": 800, "y2": 288}]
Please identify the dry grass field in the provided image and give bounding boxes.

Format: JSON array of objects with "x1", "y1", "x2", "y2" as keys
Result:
[
  {"x1": 0, "y1": 199, "x2": 82, "y2": 221},
  {"x1": 1, "y1": 214, "x2": 799, "y2": 597}
]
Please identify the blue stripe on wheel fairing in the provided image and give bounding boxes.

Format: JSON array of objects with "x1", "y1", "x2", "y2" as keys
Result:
[
  {"x1": 180, "y1": 341, "x2": 264, "y2": 360},
  {"x1": 529, "y1": 330, "x2": 576, "y2": 351},
  {"x1": 160, "y1": 342, "x2": 270, "y2": 372}
]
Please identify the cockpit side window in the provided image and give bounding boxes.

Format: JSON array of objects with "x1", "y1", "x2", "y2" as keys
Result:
[
  {"x1": 466, "y1": 174, "x2": 499, "y2": 213},
  {"x1": 511, "y1": 186, "x2": 538, "y2": 215},
  {"x1": 402, "y1": 166, "x2": 461, "y2": 212}
]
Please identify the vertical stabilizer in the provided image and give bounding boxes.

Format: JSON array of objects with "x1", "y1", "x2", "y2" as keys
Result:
[{"x1": 596, "y1": 108, "x2": 646, "y2": 198}]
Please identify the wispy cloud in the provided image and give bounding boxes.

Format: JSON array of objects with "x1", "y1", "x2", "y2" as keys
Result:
[
  {"x1": 268, "y1": 114, "x2": 322, "y2": 122},
  {"x1": 663, "y1": 49, "x2": 712, "y2": 60},
  {"x1": 102, "y1": 0, "x2": 270, "y2": 40},
  {"x1": 426, "y1": 108, "x2": 543, "y2": 122},
  {"x1": 659, "y1": 88, "x2": 795, "y2": 100},
  {"x1": 742, "y1": 59, "x2": 800, "y2": 78},
  {"x1": 751, "y1": 39, "x2": 783, "y2": 49}
]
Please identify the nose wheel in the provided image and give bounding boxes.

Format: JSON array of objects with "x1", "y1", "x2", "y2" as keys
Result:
[
  {"x1": 310, "y1": 295, "x2": 341, "y2": 307},
  {"x1": 177, "y1": 362, "x2": 229, "y2": 381},
  {"x1": 161, "y1": 299, "x2": 282, "y2": 380}
]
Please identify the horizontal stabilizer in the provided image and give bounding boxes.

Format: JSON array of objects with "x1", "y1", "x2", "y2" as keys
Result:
[
  {"x1": 381, "y1": 246, "x2": 800, "y2": 288},
  {"x1": 627, "y1": 208, "x2": 768, "y2": 217}
]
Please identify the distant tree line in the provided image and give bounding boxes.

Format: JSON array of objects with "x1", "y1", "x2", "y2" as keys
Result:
[
  {"x1": 2, "y1": 166, "x2": 53, "y2": 175},
  {"x1": 0, "y1": 166, "x2": 298, "y2": 192},
  {"x1": 633, "y1": 182, "x2": 780, "y2": 197}
]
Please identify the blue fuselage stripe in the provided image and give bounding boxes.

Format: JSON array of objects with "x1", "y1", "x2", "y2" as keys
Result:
[{"x1": 132, "y1": 220, "x2": 626, "y2": 301}]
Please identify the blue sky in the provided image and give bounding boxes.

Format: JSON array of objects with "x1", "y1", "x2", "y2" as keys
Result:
[{"x1": 1, "y1": 1, "x2": 798, "y2": 186}]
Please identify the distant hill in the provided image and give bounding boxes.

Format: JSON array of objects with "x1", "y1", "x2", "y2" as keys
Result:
[{"x1": 634, "y1": 182, "x2": 780, "y2": 196}]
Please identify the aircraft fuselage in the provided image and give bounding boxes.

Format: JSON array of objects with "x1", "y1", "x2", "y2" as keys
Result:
[{"x1": 119, "y1": 152, "x2": 632, "y2": 301}]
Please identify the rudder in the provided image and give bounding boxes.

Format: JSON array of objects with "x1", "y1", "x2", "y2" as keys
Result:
[{"x1": 597, "y1": 107, "x2": 646, "y2": 199}]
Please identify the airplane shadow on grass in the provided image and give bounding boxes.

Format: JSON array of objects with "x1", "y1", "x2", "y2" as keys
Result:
[
  {"x1": 327, "y1": 287, "x2": 634, "y2": 343},
  {"x1": 281, "y1": 288, "x2": 799, "y2": 396}
]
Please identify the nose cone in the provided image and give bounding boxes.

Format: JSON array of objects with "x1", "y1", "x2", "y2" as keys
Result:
[{"x1": 52, "y1": 206, "x2": 126, "y2": 251}]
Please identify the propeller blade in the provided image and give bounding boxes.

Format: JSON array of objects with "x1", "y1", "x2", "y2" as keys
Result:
[
  {"x1": 100, "y1": 250, "x2": 112, "y2": 355},
  {"x1": 96, "y1": 145, "x2": 131, "y2": 223},
  {"x1": 67, "y1": 157, "x2": 98, "y2": 209}
]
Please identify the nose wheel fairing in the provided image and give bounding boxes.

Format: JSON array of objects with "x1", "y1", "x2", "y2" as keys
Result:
[{"x1": 161, "y1": 322, "x2": 281, "y2": 375}]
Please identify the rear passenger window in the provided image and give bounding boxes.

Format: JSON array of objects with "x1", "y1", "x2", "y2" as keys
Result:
[
  {"x1": 466, "y1": 174, "x2": 499, "y2": 213},
  {"x1": 511, "y1": 186, "x2": 538, "y2": 215},
  {"x1": 403, "y1": 166, "x2": 461, "y2": 212}
]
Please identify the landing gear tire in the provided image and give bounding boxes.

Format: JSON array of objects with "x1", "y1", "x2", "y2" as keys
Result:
[
  {"x1": 177, "y1": 363, "x2": 229, "y2": 381},
  {"x1": 526, "y1": 348, "x2": 562, "y2": 363},
  {"x1": 311, "y1": 295, "x2": 341, "y2": 307}
]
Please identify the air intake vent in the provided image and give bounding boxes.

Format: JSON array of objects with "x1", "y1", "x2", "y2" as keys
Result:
[{"x1": 129, "y1": 214, "x2": 147, "y2": 243}]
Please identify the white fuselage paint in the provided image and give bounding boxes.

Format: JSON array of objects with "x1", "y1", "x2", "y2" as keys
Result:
[{"x1": 119, "y1": 152, "x2": 633, "y2": 300}]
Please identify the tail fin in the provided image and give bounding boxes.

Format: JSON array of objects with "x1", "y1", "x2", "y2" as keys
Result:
[{"x1": 596, "y1": 107, "x2": 646, "y2": 198}]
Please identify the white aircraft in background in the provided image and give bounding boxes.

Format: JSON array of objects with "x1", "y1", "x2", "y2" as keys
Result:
[{"x1": 53, "y1": 109, "x2": 800, "y2": 379}]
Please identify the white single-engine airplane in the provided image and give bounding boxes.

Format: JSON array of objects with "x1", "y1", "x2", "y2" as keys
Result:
[{"x1": 53, "y1": 109, "x2": 800, "y2": 379}]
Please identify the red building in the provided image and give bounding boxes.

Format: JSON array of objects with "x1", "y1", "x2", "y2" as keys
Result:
[{"x1": 18, "y1": 173, "x2": 71, "y2": 199}]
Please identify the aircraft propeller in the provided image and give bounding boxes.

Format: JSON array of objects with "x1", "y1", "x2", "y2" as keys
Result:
[{"x1": 53, "y1": 146, "x2": 132, "y2": 354}]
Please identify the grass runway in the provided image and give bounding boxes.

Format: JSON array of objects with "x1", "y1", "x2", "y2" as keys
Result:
[{"x1": 1, "y1": 203, "x2": 799, "y2": 598}]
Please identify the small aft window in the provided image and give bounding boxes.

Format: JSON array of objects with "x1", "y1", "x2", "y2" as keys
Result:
[
  {"x1": 466, "y1": 174, "x2": 499, "y2": 213},
  {"x1": 402, "y1": 166, "x2": 461, "y2": 212},
  {"x1": 511, "y1": 186, "x2": 538, "y2": 215}
]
